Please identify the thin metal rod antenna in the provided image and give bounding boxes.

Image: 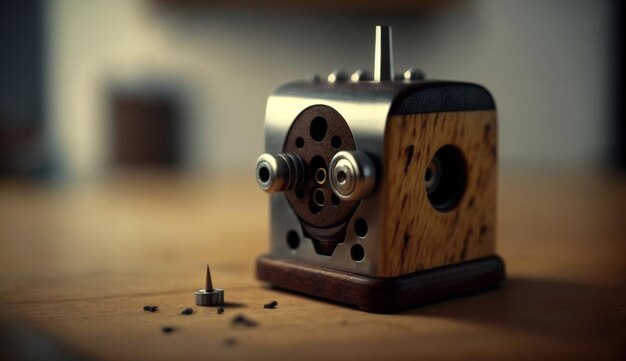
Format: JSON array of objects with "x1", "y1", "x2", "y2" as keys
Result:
[
  {"x1": 374, "y1": 25, "x2": 394, "y2": 82},
  {"x1": 205, "y1": 264, "x2": 213, "y2": 291}
]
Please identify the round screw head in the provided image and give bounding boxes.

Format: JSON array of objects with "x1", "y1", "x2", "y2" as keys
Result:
[
  {"x1": 331, "y1": 158, "x2": 356, "y2": 196},
  {"x1": 329, "y1": 151, "x2": 376, "y2": 201}
]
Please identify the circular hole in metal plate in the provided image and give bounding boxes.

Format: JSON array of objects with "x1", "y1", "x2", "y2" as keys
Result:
[
  {"x1": 354, "y1": 218, "x2": 368, "y2": 238},
  {"x1": 351, "y1": 244, "x2": 365, "y2": 262},
  {"x1": 286, "y1": 230, "x2": 300, "y2": 249}
]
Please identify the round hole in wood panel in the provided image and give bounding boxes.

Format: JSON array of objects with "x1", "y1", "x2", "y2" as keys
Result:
[{"x1": 426, "y1": 145, "x2": 467, "y2": 212}]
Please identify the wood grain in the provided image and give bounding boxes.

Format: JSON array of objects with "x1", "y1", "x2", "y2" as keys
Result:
[
  {"x1": 0, "y1": 169, "x2": 625, "y2": 360},
  {"x1": 381, "y1": 110, "x2": 497, "y2": 276},
  {"x1": 257, "y1": 254, "x2": 504, "y2": 313}
]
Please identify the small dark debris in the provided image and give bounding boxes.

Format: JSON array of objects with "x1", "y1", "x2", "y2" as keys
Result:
[
  {"x1": 223, "y1": 337, "x2": 237, "y2": 347},
  {"x1": 231, "y1": 314, "x2": 258, "y2": 327},
  {"x1": 143, "y1": 305, "x2": 159, "y2": 312},
  {"x1": 263, "y1": 300, "x2": 278, "y2": 309},
  {"x1": 161, "y1": 326, "x2": 175, "y2": 334},
  {"x1": 181, "y1": 307, "x2": 194, "y2": 315},
  {"x1": 217, "y1": 307, "x2": 225, "y2": 314}
]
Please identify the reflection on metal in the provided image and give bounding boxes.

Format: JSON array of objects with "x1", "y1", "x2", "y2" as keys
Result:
[
  {"x1": 351, "y1": 69, "x2": 373, "y2": 82},
  {"x1": 195, "y1": 264, "x2": 224, "y2": 307},
  {"x1": 329, "y1": 151, "x2": 376, "y2": 201},
  {"x1": 264, "y1": 83, "x2": 393, "y2": 276},
  {"x1": 327, "y1": 69, "x2": 349, "y2": 83},
  {"x1": 256, "y1": 153, "x2": 305, "y2": 193},
  {"x1": 258, "y1": 25, "x2": 436, "y2": 276},
  {"x1": 403, "y1": 68, "x2": 426, "y2": 81},
  {"x1": 374, "y1": 26, "x2": 394, "y2": 82}
]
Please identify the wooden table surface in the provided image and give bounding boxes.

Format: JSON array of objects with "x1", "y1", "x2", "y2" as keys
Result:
[{"x1": 0, "y1": 168, "x2": 625, "y2": 360}]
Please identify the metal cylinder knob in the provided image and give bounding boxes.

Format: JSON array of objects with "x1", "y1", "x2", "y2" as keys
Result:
[
  {"x1": 351, "y1": 69, "x2": 373, "y2": 82},
  {"x1": 256, "y1": 153, "x2": 305, "y2": 193},
  {"x1": 329, "y1": 151, "x2": 376, "y2": 201},
  {"x1": 403, "y1": 68, "x2": 425, "y2": 81},
  {"x1": 327, "y1": 69, "x2": 349, "y2": 83}
]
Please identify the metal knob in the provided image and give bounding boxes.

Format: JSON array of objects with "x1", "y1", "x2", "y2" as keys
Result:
[
  {"x1": 327, "y1": 69, "x2": 349, "y2": 83},
  {"x1": 256, "y1": 153, "x2": 305, "y2": 193},
  {"x1": 351, "y1": 69, "x2": 373, "y2": 82},
  {"x1": 403, "y1": 68, "x2": 425, "y2": 81},
  {"x1": 329, "y1": 151, "x2": 376, "y2": 201}
]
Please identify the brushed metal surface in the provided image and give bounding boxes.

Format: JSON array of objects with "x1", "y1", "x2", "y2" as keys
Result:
[{"x1": 264, "y1": 81, "x2": 404, "y2": 276}]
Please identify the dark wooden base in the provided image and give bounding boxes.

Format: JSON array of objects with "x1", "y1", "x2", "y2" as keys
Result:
[{"x1": 256, "y1": 255, "x2": 505, "y2": 313}]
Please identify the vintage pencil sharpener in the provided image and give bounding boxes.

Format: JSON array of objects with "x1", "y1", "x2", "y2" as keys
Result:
[{"x1": 255, "y1": 26, "x2": 505, "y2": 313}]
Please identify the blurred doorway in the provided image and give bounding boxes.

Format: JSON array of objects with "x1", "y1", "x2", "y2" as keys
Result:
[{"x1": 109, "y1": 88, "x2": 183, "y2": 169}]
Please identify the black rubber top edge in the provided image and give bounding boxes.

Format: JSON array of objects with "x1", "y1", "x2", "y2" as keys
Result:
[{"x1": 390, "y1": 81, "x2": 496, "y2": 115}]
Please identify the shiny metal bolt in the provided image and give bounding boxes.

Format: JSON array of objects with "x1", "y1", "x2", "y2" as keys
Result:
[
  {"x1": 403, "y1": 68, "x2": 425, "y2": 81},
  {"x1": 195, "y1": 264, "x2": 224, "y2": 307},
  {"x1": 329, "y1": 151, "x2": 376, "y2": 201},
  {"x1": 327, "y1": 69, "x2": 349, "y2": 83},
  {"x1": 350, "y1": 69, "x2": 373, "y2": 82},
  {"x1": 256, "y1": 153, "x2": 305, "y2": 193}
]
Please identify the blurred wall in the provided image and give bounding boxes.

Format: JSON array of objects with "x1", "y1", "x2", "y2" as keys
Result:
[{"x1": 44, "y1": 0, "x2": 613, "y2": 178}]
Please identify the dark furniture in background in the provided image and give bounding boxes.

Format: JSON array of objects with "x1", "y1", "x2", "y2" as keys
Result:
[{"x1": 110, "y1": 93, "x2": 182, "y2": 168}]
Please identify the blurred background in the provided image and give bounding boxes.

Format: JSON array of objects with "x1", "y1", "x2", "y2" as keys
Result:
[
  {"x1": 0, "y1": 0, "x2": 623, "y2": 180},
  {"x1": 1, "y1": 2, "x2": 625, "y2": 359}
]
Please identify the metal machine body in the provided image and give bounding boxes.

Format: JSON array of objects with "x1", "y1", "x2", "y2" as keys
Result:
[{"x1": 254, "y1": 26, "x2": 504, "y2": 312}]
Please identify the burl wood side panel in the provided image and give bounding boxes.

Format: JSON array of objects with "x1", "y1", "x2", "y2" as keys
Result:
[{"x1": 380, "y1": 110, "x2": 497, "y2": 277}]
